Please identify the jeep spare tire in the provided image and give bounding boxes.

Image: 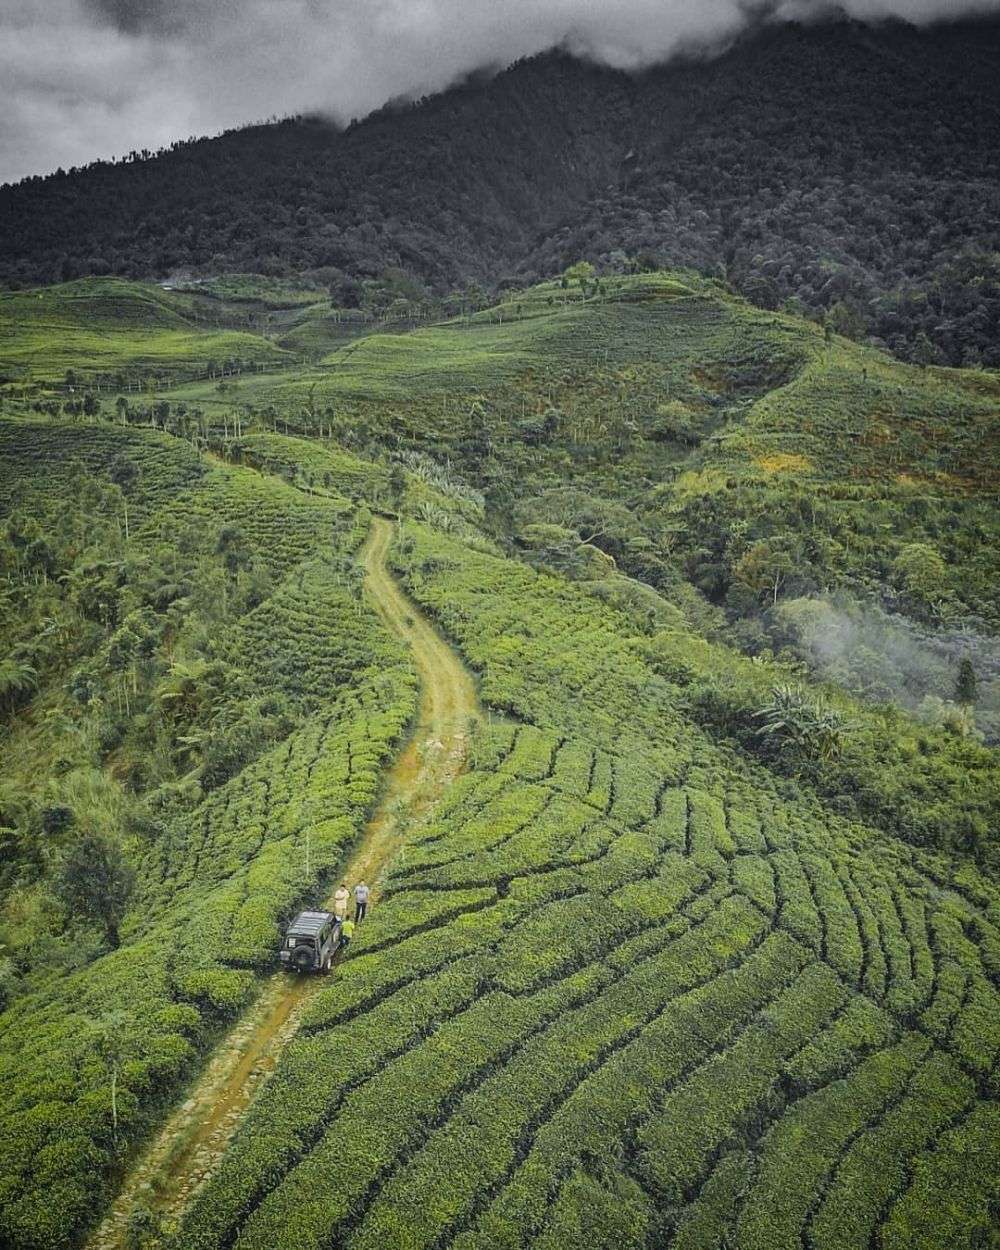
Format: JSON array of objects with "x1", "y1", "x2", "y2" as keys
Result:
[{"x1": 291, "y1": 944, "x2": 314, "y2": 971}]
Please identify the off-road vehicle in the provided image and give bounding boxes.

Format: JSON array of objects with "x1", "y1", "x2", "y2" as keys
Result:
[{"x1": 279, "y1": 909, "x2": 340, "y2": 973}]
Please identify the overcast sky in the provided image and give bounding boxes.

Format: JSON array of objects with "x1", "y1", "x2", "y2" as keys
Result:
[{"x1": 2, "y1": 0, "x2": 998, "y2": 186}]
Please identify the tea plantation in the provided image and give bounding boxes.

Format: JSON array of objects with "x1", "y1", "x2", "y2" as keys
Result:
[
  {"x1": 174, "y1": 522, "x2": 999, "y2": 1250},
  {"x1": 0, "y1": 418, "x2": 416, "y2": 1247},
  {"x1": 0, "y1": 279, "x2": 292, "y2": 386},
  {"x1": 0, "y1": 269, "x2": 998, "y2": 1249}
]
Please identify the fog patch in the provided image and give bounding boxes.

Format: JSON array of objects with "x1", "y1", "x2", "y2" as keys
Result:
[{"x1": 774, "y1": 595, "x2": 1000, "y2": 742}]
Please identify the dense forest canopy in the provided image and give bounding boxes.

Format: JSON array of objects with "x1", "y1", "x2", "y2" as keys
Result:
[{"x1": 2, "y1": 18, "x2": 1000, "y2": 365}]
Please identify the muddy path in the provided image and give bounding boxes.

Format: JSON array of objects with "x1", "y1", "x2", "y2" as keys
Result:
[{"x1": 88, "y1": 516, "x2": 481, "y2": 1248}]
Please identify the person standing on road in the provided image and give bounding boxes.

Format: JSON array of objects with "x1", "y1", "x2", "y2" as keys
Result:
[
  {"x1": 354, "y1": 880, "x2": 370, "y2": 923},
  {"x1": 340, "y1": 917, "x2": 355, "y2": 951},
  {"x1": 333, "y1": 881, "x2": 350, "y2": 921}
]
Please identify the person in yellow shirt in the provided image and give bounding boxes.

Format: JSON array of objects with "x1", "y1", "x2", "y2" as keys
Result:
[{"x1": 340, "y1": 917, "x2": 355, "y2": 951}]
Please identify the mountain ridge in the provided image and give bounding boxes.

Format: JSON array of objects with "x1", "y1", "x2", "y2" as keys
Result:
[{"x1": 3, "y1": 18, "x2": 1000, "y2": 364}]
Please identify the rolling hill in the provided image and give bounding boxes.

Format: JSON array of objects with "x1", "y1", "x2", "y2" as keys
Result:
[{"x1": 0, "y1": 267, "x2": 998, "y2": 1249}]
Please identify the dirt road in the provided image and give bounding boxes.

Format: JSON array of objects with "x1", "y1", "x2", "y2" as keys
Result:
[{"x1": 88, "y1": 516, "x2": 481, "y2": 1248}]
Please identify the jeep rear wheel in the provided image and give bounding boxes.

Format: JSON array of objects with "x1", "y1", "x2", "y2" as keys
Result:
[{"x1": 291, "y1": 944, "x2": 314, "y2": 972}]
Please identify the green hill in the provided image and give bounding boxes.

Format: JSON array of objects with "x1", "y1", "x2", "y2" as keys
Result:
[
  {"x1": 177, "y1": 517, "x2": 1000, "y2": 1250},
  {"x1": 0, "y1": 267, "x2": 998, "y2": 1249},
  {"x1": 160, "y1": 271, "x2": 1000, "y2": 626},
  {"x1": 0, "y1": 278, "x2": 293, "y2": 386}
]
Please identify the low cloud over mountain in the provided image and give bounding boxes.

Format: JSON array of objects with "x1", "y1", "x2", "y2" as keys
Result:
[{"x1": 3, "y1": 0, "x2": 1000, "y2": 183}]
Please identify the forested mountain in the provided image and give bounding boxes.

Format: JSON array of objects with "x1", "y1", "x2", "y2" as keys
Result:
[{"x1": 3, "y1": 18, "x2": 1000, "y2": 364}]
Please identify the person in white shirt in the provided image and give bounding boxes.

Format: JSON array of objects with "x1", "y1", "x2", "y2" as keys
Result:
[{"x1": 333, "y1": 882, "x2": 350, "y2": 921}]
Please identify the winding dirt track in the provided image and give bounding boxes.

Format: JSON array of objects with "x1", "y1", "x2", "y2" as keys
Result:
[{"x1": 88, "y1": 516, "x2": 481, "y2": 1248}]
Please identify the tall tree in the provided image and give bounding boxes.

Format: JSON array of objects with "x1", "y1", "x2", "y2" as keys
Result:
[
  {"x1": 55, "y1": 832, "x2": 135, "y2": 948},
  {"x1": 955, "y1": 657, "x2": 977, "y2": 706}
]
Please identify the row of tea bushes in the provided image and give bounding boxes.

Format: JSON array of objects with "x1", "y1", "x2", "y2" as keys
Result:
[{"x1": 180, "y1": 520, "x2": 1000, "y2": 1249}]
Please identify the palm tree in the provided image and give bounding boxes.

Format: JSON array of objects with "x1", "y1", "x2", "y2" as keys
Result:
[
  {"x1": 755, "y1": 684, "x2": 853, "y2": 765},
  {"x1": 157, "y1": 658, "x2": 212, "y2": 722},
  {"x1": 0, "y1": 657, "x2": 38, "y2": 716}
]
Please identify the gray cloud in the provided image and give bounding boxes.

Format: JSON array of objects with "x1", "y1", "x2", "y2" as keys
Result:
[{"x1": 2, "y1": 0, "x2": 999, "y2": 184}]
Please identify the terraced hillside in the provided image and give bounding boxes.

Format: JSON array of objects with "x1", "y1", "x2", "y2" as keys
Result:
[
  {"x1": 160, "y1": 272, "x2": 1000, "y2": 625},
  {"x1": 1, "y1": 269, "x2": 998, "y2": 1250},
  {"x1": 85, "y1": 517, "x2": 480, "y2": 1250},
  {"x1": 0, "y1": 279, "x2": 294, "y2": 386},
  {"x1": 175, "y1": 522, "x2": 1000, "y2": 1250},
  {"x1": 0, "y1": 419, "x2": 417, "y2": 1247}
]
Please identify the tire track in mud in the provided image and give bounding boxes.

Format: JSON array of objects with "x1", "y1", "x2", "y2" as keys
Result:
[{"x1": 87, "y1": 517, "x2": 482, "y2": 1249}]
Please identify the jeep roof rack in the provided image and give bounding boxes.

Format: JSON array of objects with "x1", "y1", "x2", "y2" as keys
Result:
[{"x1": 287, "y1": 909, "x2": 334, "y2": 937}]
